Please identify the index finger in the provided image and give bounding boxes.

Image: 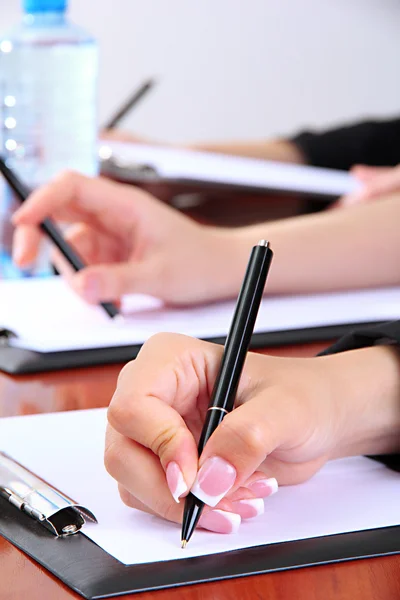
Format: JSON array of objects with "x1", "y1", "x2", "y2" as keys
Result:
[
  {"x1": 107, "y1": 333, "x2": 222, "y2": 499},
  {"x1": 12, "y1": 170, "x2": 142, "y2": 233}
]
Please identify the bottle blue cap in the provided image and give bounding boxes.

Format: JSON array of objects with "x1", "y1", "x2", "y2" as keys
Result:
[{"x1": 23, "y1": 0, "x2": 67, "y2": 12}]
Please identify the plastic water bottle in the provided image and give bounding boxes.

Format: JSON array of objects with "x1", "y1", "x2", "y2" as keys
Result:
[{"x1": 0, "y1": 0, "x2": 98, "y2": 278}]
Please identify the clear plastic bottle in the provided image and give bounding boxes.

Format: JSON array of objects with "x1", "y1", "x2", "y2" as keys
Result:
[{"x1": 0, "y1": 0, "x2": 98, "y2": 278}]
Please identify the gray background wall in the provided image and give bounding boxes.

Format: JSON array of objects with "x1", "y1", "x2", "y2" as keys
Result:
[{"x1": 2, "y1": 0, "x2": 399, "y2": 143}]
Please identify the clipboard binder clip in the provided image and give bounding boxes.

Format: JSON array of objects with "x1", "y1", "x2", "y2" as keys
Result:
[
  {"x1": 0, "y1": 451, "x2": 97, "y2": 536},
  {"x1": 98, "y1": 144, "x2": 158, "y2": 181},
  {"x1": 0, "y1": 328, "x2": 16, "y2": 346}
]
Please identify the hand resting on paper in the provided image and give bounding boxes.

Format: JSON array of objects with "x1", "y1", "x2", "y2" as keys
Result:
[
  {"x1": 105, "y1": 333, "x2": 400, "y2": 534},
  {"x1": 339, "y1": 164, "x2": 400, "y2": 208},
  {"x1": 11, "y1": 171, "x2": 400, "y2": 307}
]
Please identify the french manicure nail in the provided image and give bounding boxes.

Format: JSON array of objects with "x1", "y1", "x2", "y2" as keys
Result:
[
  {"x1": 199, "y1": 509, "x2": 241, "y2": 534},
  {"x1": 248, "y1": 477, "x2": 278, "y2": 498},
  {"x1": 190, "y1": 456, "x2": 236, "y2": 507},
  {"x1": 166, "y1": 461, "x2": 187, "y2": 503},
  {"x1": 231, "y1": 498, "x2": 264, "y2": 519}
]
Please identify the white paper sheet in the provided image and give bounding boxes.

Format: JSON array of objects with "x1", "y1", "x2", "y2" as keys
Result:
[
  {"x1": 2, "y1": 278, "x2": 400, "y2": 353},
  {"x1": 0, "y1": 409, "x2": 399, "y2": 565},
  {"x1": 98, "y1": 141, "x2": 360, "y2": 197}
]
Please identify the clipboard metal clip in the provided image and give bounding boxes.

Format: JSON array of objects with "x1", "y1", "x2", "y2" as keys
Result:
[
  {"x1": 0, "y1": 451, "x2": 97, "y2": 536},
  {"x1": 98, "y1": 144, "x2": 159, "y2": 181}
]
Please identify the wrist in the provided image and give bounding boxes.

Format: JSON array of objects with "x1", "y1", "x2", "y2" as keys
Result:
[
  {"x1": 199, "y1": 227, "x2": 252, "y2": 301},
  {"x1": 322, "y1": 346, "x2": 400, "y2": 458},
  {"x1": 188, "y1": 139, "x2": 306, "y2": 163}
]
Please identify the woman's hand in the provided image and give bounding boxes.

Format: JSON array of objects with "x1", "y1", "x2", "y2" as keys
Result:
[
  {"x1": 340, "y1": 164, "x2": 400, "y2": 207},
  {"x1": 12, "y1": 171, "x2": 248, "y2": 306},
  {"x1": 105, "y1": 333, "x2": 400, "y2": 534}
]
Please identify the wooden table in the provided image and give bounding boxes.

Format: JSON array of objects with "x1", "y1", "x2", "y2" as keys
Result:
[{"x1": 0, "y1": 342, "x2": 399, "y2": 600}]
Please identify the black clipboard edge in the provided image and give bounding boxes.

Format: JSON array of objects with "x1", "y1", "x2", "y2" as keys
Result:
[
  {"x1": 0, "y1": 321, "x2": 386, "y2": 375},
  {"x1": 0, "y1": 496, "x2": 398, "y2": 599}
]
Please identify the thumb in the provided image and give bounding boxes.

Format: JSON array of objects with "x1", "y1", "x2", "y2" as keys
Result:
[
  {"x1": 70, "y1": 261, "x2": 149, "y2": 303},
  {"x1": 190, "y1": 390, "x2": 294, "y2": 507}
]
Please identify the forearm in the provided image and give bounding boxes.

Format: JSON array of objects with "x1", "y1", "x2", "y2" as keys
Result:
[
  {"x1": 191, "y1": 139, "x2": 305, "y2": 163},
  {"x1": 100, "y1": 130, "x2": 306, "y2": 164},
  {"x1": 322, "y1": 346, "x2": 400, "y2": 457},
  {"x1": 223, "y1": 194, "x2": 400, "y2": 296}
]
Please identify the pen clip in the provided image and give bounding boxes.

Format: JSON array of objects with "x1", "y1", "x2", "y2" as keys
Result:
[{"x1": 0, "y1": 451, "x2": 97, "y2": 537}]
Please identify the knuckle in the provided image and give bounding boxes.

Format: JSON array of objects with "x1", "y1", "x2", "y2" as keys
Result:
[
  {"x1": 149, "y1": 425, "x2": 179, "y2": 459},
  {"x1": 107, "y1": 391, "x2": 134, "y2": 433},
  {"x1": 220, "y1": 415, "x2": 267, "y2": 459},
  {"x1": 138, "y1": 333, "x2": 196, "y2": 363},
  {"x1": 116, "y1": 360, "x2": 135, "y2": 387},
  {"x1": 153, "y1": 496, "x2": 178, "y2": 523},
  {"x1": 104, "y1": 436, "x2": 122, "y2": 478},
  {"x1": 64, "y1": 222, "x2": 86, "y2": 242},
  {"x1": 53, "y1": 169, "x2": 79, "y2": 186},
  {"x1": 108, "y1": 363, "x2": 136, "y2": 426},
  {"x1": 145, "y1": 332, "x2": 181, "y2": 350},
  {"x1": 118, "y1": 485, "x2": 135, "y2": 508},
  {"x1": 162, "y1": 500, "x2": 179, "y2": 523},
  {"x1": 111, "y1": 266, "x2": 135, "y2": 299}
]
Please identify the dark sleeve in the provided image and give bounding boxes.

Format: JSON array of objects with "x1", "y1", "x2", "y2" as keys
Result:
[
  {"x1": 318, "y1": 320, "x2": 400, "y2": 356},
  {"x1": 319, "y1": 320, "x2": 400, "y2": 470},
  {"x1": 291, "y1": 118, "x2": 400, "y2": 171}
]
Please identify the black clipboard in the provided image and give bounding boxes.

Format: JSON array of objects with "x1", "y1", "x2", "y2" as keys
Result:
[
  {"x1": 0, "y1": 321, "x2": 386, "y2": 375},
  {"x1": 99, "y1": 159, "x2": 340, "y2": 203},
  {"x1": 0, "y1": 495, "x2": 399, "y2": 599}
]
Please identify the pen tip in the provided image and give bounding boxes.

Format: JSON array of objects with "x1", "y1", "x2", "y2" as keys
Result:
[
  {"x1": 181, "y1": 540, "x2": 187, "y2": 549},
  {"x1": 258, "y1": 239, "x2": 269, "y2": 248}
]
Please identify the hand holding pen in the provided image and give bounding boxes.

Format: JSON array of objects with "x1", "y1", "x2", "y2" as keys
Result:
[
  {"x1": 0, "y1": 158, "x2": 120, "y2": 319},
  {"x1": 11, "y1": 170, "x2": 244, "y2": 308},
  {"x1": 181, "y1": 240, "x2": 273, "y2": 545},
  {"x1": 105, "y1": 241, "x2": 285, "y2": 538}
]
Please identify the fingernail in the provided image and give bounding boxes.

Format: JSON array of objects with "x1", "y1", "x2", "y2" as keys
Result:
[
  {"x1": 231, "y1": 498, "x2": 264, "y2": 519},
  {"x1": 12, "y1": 245, "x2": 25, "y2": 265},
  {"x1": 248, "y1": 477, "x2": 278, "y2": 498},
  {"x1": 199, "y1": 509, "x2": 241, "y2": 534},
  {"x1": 80, "y1": 274, "x2": 100, "y2": 303},
  {"x1": 190, "y1": 457, "x2": 236, "y2": 507},
  {"x1": 166, "y1": 461, "x2": 187, "y2": 503}
]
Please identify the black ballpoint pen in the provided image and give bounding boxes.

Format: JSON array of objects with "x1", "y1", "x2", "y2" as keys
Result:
[
  {"x1": 103, "y1": 78, "x2": 156, "y2": 130},
  {"x1": 181, "y1": 239, "x2": 273, "y2": 547},
  {"x1": 0, "y1": 157, "x2": 120, "y2": 320}
]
